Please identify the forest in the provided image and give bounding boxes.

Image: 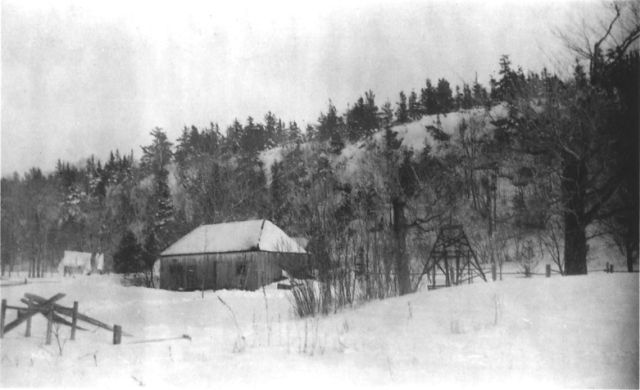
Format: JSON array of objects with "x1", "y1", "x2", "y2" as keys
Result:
[{"x1": 1, "y1": 6, "x2": 638, "y2": 313}]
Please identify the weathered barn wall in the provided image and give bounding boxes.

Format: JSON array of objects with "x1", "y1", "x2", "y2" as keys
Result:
[{"x1": 158, "y1": 252, "x2": 307, "y2": 291}]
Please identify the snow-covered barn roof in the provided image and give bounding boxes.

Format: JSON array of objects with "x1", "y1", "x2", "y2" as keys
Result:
[{"x1": 160, "y1": 219, "x2": 306, "y2": 257}]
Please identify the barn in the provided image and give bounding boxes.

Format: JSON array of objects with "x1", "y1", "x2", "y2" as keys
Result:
[{"x1": 153, "y1": 219, "x2": 308, "y2": 291}]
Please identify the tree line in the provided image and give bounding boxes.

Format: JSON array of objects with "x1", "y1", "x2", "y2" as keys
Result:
[{"x1": 1, "y1": 6, "x2": 637, "y2": 306}]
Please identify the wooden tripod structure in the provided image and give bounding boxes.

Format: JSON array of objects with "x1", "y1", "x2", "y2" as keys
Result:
[{"x1": 420, "y1": 224, "x2": 486, "y2": 289}]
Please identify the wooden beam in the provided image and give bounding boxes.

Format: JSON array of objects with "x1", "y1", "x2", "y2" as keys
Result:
[
  {"x1": 113, "y1": 325, "x2": 122, "y2": 345},
  {"x1": 0, "y1": 299, "x2": 6, "y2": 338},
  {"x1": 23, "y1": 294, "x2": 129, "y2": 336},
  {"x1": 2, "y1": 293, "x2": 65, "y2": 335},
  {"x1": 50, "y1": 311, "x2": 87, "y2": 330},
  {"x1": 71, "y1": 302, "x2": 78, "y2": 341},
  {"x1": 45, "y1": 308, "x2": 53, "y2": 345},
  {"x1": 4, "y1": 305, "x2": 28, "y2": 311},
  {"x1": 25, "y1": 301, "x2": 32, "y2": 337}
]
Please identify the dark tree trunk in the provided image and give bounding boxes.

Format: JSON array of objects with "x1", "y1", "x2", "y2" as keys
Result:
[
  {"x1": 562, "y1": 156, "x2": 588, "y2": 275},
  {"x1": 563, "y1": 212, "x2": 587, "y2": 275},
  {"x1": 392, "y1": 197, "x2": 411, "y2": 295},
  {"x1": 625, "y1": 238, "x2": 637, "y2": 272}
]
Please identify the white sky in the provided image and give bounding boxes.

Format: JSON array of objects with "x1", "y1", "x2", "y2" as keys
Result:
[{"x1": 1, "y1": 0, "x2": 608, "y2": 176}]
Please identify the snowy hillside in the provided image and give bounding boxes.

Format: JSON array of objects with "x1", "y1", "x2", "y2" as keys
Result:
[
  {"x1": 1, "y1": 270, "x2": 637, "y2": 388},
  {"x1": 390, "y1": 104, "x2": 509, "y2": 152},
  {"x1": 259, "y1": 105, "x2": 509, "y2": 182}
]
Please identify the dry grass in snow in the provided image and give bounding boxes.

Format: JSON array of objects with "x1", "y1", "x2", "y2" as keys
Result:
[{"x1": 0, "y1": 270, "x2": 637, "y2": 388}]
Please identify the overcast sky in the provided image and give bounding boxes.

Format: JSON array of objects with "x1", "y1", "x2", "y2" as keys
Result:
[{"x1": 2, "y1": 0, "x2": 607, "y2": 176}]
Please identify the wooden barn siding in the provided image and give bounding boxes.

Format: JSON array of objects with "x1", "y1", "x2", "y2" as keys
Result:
[{"x1": 158, "y1": 252, "x2": 304, "y2": 291}]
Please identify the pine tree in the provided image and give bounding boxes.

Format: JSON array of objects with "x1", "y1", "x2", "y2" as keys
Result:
[
  {"x1": 346, "y1": 90, "x2": 379, "y2": 141},
  {"x1": 408, "y1": 90, "x2": 421, "y2": 120},
  {"x1": 395, "y1": 91, "x2": 409, "y2": 123},
  {"x1": 435, "y1": 78, "x2": 453, "y2": 114},
  {"x1": 141, "y1": 127, "x2": 175, "y2": 252},
  {"x1": 317, "y1": 101, "x2": 342, "y2": 142},
  {"x1": 240, "y1": 116, "x2": 269, "y2": 154},
  {"x1": 472, "y1": 80, "x2": 488, "y2": 107},
  {"x1": 113, "y1": 230, "x2": 143, "y2": 274},
  {"x1": 380, "y1": 101, "x2": 394, "y2": 126},
  {"x1": 264, "y1": 111, "x2": 280, "y2": 148},
  {"x1": 225, "y1": 119, "x2": 243, "y2": 154},
  {"x1": 421, "y1": 79, "x2": 437, "y2": 115},
  {"x1": 461, "y1": 83, "x2": 474, "y2": 109},
  {"x1": 287, "y1": 121, "x2": 303, "y2": 144}
]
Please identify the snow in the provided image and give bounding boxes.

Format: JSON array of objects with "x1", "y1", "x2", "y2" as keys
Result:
[
  {"x1": 331, "y1": 104, "x2": 512, "y2": 184},
  {"x1": 392, "y1": 104, "x2": 509, "y2": 152},
  {"x1": 1, "y1": 266, "x2": 636, "y2": 388},
  {"x1": 160, "y1": 219, "x2": 306, "y2": 256},
  {"x1": 259, "y1": 147, "x2": 284, "y2": 184}
]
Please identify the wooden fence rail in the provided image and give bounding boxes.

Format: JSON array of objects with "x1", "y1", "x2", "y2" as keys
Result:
[{"x1": 0, "y1": 292, "x2": 129, "y2": 345}]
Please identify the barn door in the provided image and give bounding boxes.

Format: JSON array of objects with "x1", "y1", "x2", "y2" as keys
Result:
[{"x1": 168, "y1": 260, "x2": 184, "y2": 291}]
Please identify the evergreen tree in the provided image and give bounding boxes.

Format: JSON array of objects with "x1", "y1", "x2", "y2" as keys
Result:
[
  {"x1": 240, "y1": 116, "x2": 269, "y2": 154},
  {"x1": 141, "y1": 127, "x2": 175, "y2": 254},
  {"x1": 435, "y1": 78, "x2": 453, "y2": 113},
  {"x1": 317, "y1": 101, "x2": 342, "y2": 142},
  {"x1": 472, "y1": 80, "x2": 489, "y2": 107},
  {"x1": 454, "y1": 85, "x2": 463, "y2": 111},
  {"x1": 141, "y1": 128, "x2": 173, "y2": 175},
  {"x1": 113, "y1": 230, "x2": 143, "y2": 274},
  {"x1": 346, "y1": 90, "x2": 379, "y2": 141},
  {"x1": 421, "y1": 79, "x2": 437, "y2": 115},
  {"x1": 380, "y1": 101, "x2": 394, "y2": 126},
  {"x1": 395, "y1": 91, "x2": 409, "y2": 123},
  {"x1": 461, "y1": 83, "x2": 474, "y2": 109},
  {"x1": 287, "y1": 121, "x2": 303, "y2": 144},
  {"x1": 264, "y1": 111, "x2": 280, "y2": 147},
  {"x1": 408, "y1": 90, "x2": 421, "y2": 120},
  {"x1": 224, "y1": 119, "x2": 243, "y2": 154}
]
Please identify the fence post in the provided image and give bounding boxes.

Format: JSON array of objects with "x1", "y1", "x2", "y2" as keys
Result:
[
  {"x1": 545, "y1": 264, "x2": 551, "y2": 278},
  {"x1": 491, "y1": 263, "x2": 497, "y2": 281},
  {"x1": 0, "y1": 299, "x2": 6, "y2": 338},
  {"x1": 45, "y1": 307, "x2": 53, "y2": 345},
  {"x1": 70, "y1": 301, "x2": 78, "y2": 341},
  {"x1": 431, "y1": 266, "x2": 436, "y2": 288},
  {"x1": 25, "y1": 301, "x2": 32, "y2": 337},
  {"x1": 113, "y1": 325, "x2": 122, "y2": 345}
]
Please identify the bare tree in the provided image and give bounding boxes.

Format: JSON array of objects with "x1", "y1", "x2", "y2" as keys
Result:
[{"x1": 499, "y1": 2, "x2": 639, "y2": 275}]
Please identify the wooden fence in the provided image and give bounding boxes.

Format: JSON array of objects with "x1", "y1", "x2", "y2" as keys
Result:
[{"x1": 0, "y1": 292, "x2": 126, "y2": 345}]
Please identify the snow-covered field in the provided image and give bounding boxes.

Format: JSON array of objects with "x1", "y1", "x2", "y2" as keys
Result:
[{"x1": 1, "y1": 268, "x2": 637, "y2": 388}]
